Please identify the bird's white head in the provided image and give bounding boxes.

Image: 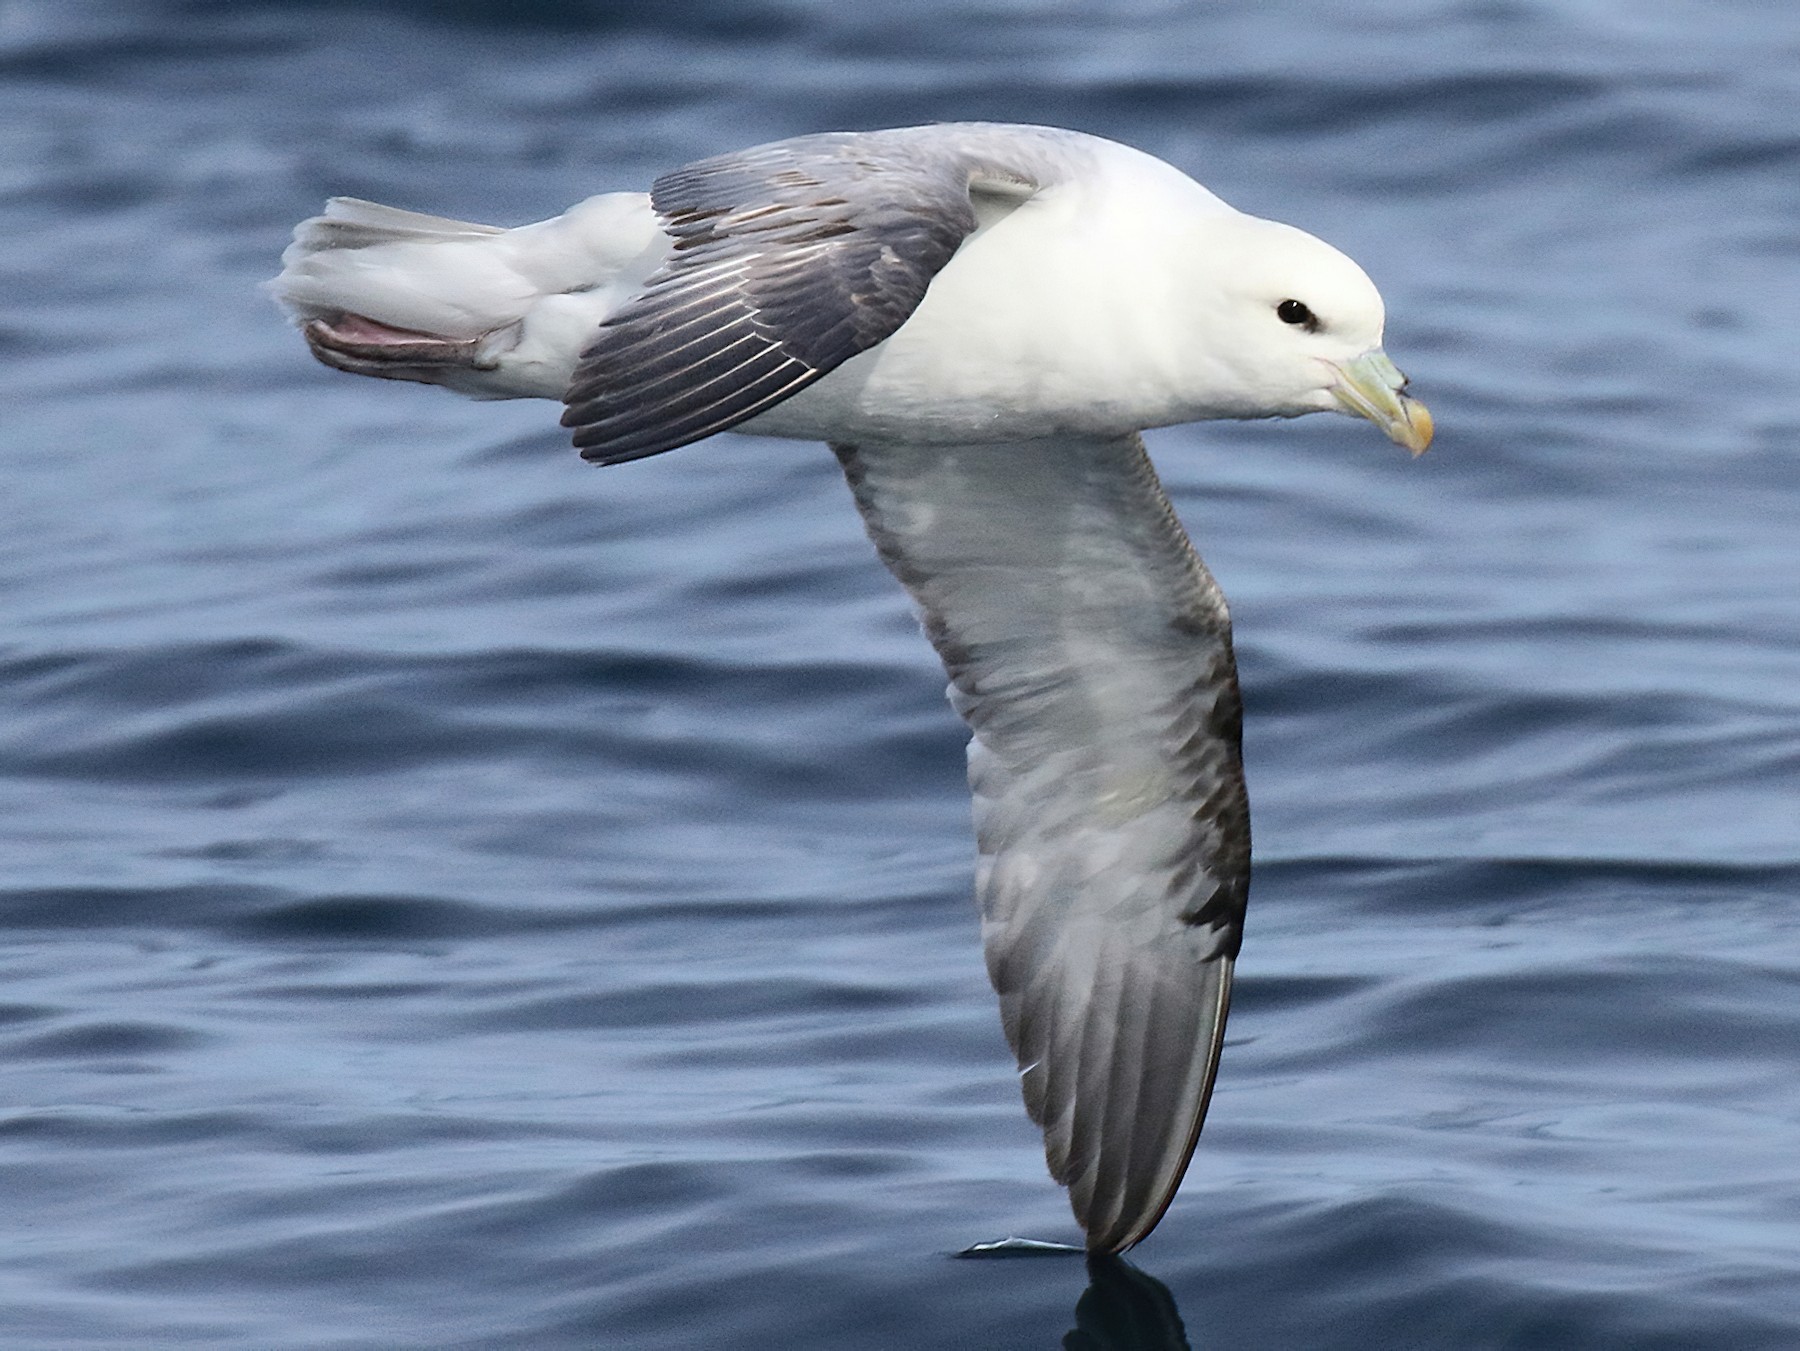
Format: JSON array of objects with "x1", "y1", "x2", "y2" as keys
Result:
[{"x1": 1183, "y1": 213, "x2": 1432, "y2": 454}]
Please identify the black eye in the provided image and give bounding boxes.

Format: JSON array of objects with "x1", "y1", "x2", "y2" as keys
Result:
[{"x1": 1276, "y1": 299, "x2": 1318, "y2": 329}]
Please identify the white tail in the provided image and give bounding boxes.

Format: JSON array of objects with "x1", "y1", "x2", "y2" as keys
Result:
[{"x1": 270, "y1": 192, "x2": 666, "y2": 400}]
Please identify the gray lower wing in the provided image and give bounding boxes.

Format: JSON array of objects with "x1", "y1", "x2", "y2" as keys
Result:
[
  {"x1": 833, "y1": 435, "x2": 1249, "y2": 1254},
  {"x1": 562, "y1": 128, "x2": 1046, "y2": 464}
]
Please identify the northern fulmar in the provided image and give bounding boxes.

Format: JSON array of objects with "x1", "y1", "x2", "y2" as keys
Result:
[{"x1": 273, "y1": 122, "x2": 1431, "y2": 1254}]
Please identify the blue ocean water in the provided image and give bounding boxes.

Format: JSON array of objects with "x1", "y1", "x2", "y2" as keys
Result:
[{"x1": 4, "y1": 1, "x2": 1799, "y2": 1345}]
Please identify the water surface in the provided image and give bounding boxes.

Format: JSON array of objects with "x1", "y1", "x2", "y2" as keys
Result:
[{"x1": 3, "y1": 1, "x2": 1798, "y2": 1346}]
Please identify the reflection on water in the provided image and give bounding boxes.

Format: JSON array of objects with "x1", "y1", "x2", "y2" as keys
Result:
[
  {"x1": 953, "y1": 1247, "x2": 1194, "y2": 1351},
  {"x1": 1067, "y1": 1257, "x2": 1193, "y2": 1351}
]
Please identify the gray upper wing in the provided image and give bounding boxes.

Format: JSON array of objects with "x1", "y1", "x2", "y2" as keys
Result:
[
  {"x1": 833, "y1": 434, "x2": 1249, "y2": 1253},
  {"x1": 561, "y1": 128, "x2": 1046, "y2": 464}
]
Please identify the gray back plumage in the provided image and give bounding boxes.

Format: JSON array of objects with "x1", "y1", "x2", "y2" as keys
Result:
[{"x1": 560, "y1": 126, "x2": 1069, "y2": 464}]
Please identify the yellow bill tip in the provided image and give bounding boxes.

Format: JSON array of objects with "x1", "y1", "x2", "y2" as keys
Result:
[{"x1": 1393, "y1": 395, "x2": 1433, "y2": 456}]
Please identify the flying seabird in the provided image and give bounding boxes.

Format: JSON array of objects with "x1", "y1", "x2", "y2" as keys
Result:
[{"x1": 273, "y1": 122, "x2": 1431, "y2": 1253}]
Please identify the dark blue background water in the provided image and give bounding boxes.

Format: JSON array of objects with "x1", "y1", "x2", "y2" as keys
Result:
[{"x1": 4, "y1": 2, "x2": 1798, "y2": 1346}]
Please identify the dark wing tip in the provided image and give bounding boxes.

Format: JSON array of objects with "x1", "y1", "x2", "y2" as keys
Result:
[
  {"x1": 563, "y1": 347, "x2": 821, "y2": 464},
  {"x1": 1077, "y1": 960, "x2": 1234, "y2": 1254}
]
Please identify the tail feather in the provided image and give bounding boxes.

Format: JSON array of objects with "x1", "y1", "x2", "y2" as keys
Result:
[
  {"x1": 273, "y1": 198, "x2": 538, "y2": 341},
  {"x1": 286, "y1": 197, "x2": 505, "y2": 255},
  {"x1": 271, "y1": 190, "x2": 663, "y2": 400}
]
